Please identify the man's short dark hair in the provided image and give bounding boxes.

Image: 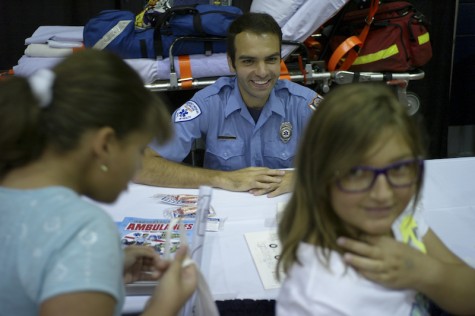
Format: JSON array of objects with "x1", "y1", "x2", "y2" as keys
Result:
[{"x1": 226, "y1": 12, "x2": 282, "y2": 67}]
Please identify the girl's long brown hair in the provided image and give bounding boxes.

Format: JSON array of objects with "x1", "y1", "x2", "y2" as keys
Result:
[{"x1": 277, "y1": 83, "x2": 427, "y2": 277}]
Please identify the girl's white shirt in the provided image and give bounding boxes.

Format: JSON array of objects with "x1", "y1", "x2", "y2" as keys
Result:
[{"x1": 276, "y1": 199, "x2": 430, "y2": 316}]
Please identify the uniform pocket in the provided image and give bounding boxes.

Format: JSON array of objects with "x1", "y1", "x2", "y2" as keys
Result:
[
  {"x1": 263, "y1": 140, "x2": 296, "y2": 169},
  {"x1": 205, "y1": 140, "x2": 246, "y2": 170}
]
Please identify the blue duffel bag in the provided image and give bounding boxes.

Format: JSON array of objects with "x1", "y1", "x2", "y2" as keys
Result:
[{"x1": 83, "y1": 4, "x2": 242, "y2": 59}]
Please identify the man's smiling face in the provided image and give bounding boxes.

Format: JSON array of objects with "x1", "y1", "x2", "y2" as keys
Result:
[{"x1": 228, "y1": 31, "x2": 281, "y2": 109}]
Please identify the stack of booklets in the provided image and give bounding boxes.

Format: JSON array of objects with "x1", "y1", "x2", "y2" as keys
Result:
[
  {"x1": 119, "y1": 186, "x2": 213, "y2": 296},
  {"x1": 117, "y1": 216, "x2": 195, "y2": 257}
]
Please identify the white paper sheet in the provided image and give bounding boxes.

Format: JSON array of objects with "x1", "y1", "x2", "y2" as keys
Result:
[{"x1": 244, "y1": 230, "x2": 282, "y2": 290}]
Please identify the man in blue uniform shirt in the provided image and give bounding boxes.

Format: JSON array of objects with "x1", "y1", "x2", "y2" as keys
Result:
[{"x1": 135, "y1": 12, "x2": 322, "y2": 197}]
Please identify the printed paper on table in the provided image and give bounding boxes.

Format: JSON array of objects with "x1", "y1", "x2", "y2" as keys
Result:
[{"x1": 244, "y1": 230, "x2": 283, "y2": 289}]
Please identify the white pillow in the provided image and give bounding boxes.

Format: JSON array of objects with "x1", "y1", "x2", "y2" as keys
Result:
[
  {"x1": 250, "y1": 0, "x2": 306, "y2": 27},
  {"x1": 250, "y1": 0, "x2": 350, "y2": 57},
  {"x1": 280, "y1": 0, "x2": 350, "y2": 57}
]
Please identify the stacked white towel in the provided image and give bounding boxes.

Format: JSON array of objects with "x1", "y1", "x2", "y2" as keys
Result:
[
  {"x1": 25, "y1": 44, "x2": 81, "y2": 58},
  {"x1": 24, "y1": 26, "x2": 84, "y2": 58},
  {"x1": 25, "y1": 26, "x2": 84, "y2": 45}
]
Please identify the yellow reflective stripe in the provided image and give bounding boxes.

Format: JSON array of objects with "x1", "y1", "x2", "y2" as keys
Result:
[
  {"x1": 353, "y1": 44, "x2": 399, "y2": 65},
  {"x1": 418, "y1": 32, "x2": 430, "y2": 45}
]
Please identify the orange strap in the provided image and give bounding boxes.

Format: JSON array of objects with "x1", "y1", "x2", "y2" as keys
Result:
[
  {"x1": 178, "y1": 55, "x2": 193, "y2": 89},
  {"x1": 72, "y1": 45, "x2": 85, "y2": 53},
  {"x1": 279, "y1": 59, "x2": 291, "y2": 80},
  {"x1": 0, "y1": 69, "x2": 14, "y2": 80},
  {"x1": 328, "y1": 0, "x2": 380, "y2": 71},
  {"x1": 328, "y1": 36, "x2": 363, "y2": 71}
]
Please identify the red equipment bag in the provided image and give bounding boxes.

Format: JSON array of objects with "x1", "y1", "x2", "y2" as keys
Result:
[{"x1": 328, "y1": 0, "x2": 432, "y2": 72}]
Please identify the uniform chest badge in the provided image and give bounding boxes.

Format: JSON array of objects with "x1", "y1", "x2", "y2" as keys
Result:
[{"x1": 280, "y1": 122, "x2": 292, "y2": 143}]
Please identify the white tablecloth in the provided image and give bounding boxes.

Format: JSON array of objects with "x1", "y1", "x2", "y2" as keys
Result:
[
  {"x1": 97, "y1": 185, "x2": 289, "y2": 313},
  {"x1": 95, "y1": 157, "x2": 475, "y2": 313}
]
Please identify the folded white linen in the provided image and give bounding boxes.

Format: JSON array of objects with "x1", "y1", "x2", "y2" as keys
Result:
[
  {"x1": 126, "y1": 53, "x2": 231, "y2": 83},
  {"x1": 25, "y1": 44, "x2": 77, "y2": 58},
  {"x1": 25, "y1": 26, "x2": 84, "y2": 44},
  {"x1": 48, "y1": 40, "x2": 83, "y2": 48},
  {"x1": 162, "y1": 53, "x2": 232, "y2": 80},
  {"x1": 124, "y1": 59, "x2": 159, "y2": 84},
  {"x1": 12, "y1": 56, "x2": 158, "y2": 83},
  {"x1": 13, "y1": 56, "x2": 63, "y2": 77},
  {"x1": 13, "y1": 53, "x2": 232, "y2": 85}
]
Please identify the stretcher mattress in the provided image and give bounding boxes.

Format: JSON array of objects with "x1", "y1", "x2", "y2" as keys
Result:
[{"x1": 14, "y1": 53, "x2": 232, "y2": 85}]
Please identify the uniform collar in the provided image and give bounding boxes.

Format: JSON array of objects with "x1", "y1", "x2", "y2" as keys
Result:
[{"x1": 224, "y1": 78, "x2": 286, "y2": 119}]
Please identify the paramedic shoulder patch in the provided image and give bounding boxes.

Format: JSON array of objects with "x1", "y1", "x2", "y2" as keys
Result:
[
  {"x1": 309, "y1": 94, "x2": 324, "y2": 111},
  {"x1": 174, "y1": 101, "x2": 202, "y2": 122}
]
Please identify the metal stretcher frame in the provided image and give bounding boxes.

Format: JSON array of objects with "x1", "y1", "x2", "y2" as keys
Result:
[
  {"x1": 145, "y1": 65, "x2": 425, "y2": 91},
  {"x1": 145, "y1": 68, "x2": 424, "y2": 115},
  {"x1": 145, "y1": 36, "x2": 425, "y2": 115}
]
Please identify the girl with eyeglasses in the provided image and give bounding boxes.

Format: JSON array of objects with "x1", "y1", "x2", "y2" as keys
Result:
[{"x1": 276, "y1": 83, "x2": 475, "y2": 315}]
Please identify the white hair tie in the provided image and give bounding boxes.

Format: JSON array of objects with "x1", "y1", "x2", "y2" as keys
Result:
[{"x1": 28, "y1": 69, "x2": 55, "y2": 108}]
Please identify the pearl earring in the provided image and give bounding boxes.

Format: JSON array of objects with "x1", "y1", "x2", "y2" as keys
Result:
[{"x1": 100, "y1": 164, "x2": 109, "y2": 172}]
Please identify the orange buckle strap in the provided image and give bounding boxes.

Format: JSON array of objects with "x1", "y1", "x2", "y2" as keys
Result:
[
  {"x1": 178, "y1": 55, "x2": 193, "y2": 89},
  {"x1": 328, "y1": 35, "x2": 363, "y2": 71},
  {"x1": 327, "y1": 0, "x2": 380, "y2": 71},
  {"x1": 279, "y1": 59, "x2": 291, "y2": 80},
  {"x1": 72, "y1": 44, "x2": 86, "y2": 53}
]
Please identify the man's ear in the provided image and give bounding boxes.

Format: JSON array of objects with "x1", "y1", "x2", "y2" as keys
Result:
[
  {"x1": 91, "y1": 127, "x2": 117, "y2": 161},
  {"x1": 227, "y1": 55, "x2": 236, "y2": 73}
]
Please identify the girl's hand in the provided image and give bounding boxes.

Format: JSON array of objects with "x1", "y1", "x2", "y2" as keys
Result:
[
  {"x1": 145, "y1": 245, "x2": 198, "y2": 316},
  {"x1": 337, "y1": 235, "x2": 427, "y2": 289},
  {"x1": 123, "y1": 246, "x2": 169, "y2": 283}
]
